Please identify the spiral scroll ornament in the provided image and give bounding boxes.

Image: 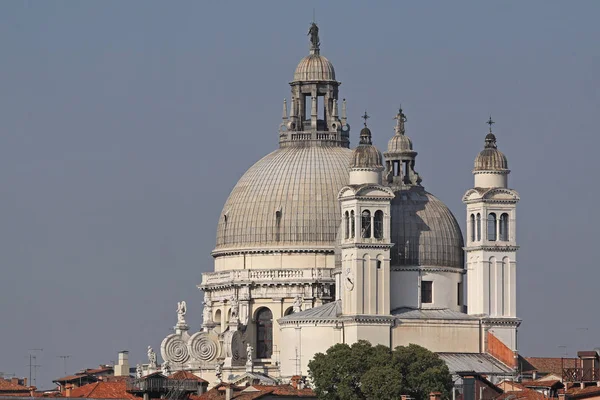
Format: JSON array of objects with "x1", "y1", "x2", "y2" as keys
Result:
[
  {"x1": 162, "y1": 335, "x2": 190, "y2": 364},
  {"x1": 189, "y1": 332, "x2": 219, "y2": 362}
]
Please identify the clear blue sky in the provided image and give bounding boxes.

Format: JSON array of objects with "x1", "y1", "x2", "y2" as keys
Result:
[{"x1": 0, "y1": 1, "x2": 598, "y2": 388}]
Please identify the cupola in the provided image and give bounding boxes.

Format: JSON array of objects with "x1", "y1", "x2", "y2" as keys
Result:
[
  {"x1": 473, "y1": 117, "x2": 510, "y2": 188},
  {"x1": 349, "y1": 112, "x2": 383, "y2": 185}
]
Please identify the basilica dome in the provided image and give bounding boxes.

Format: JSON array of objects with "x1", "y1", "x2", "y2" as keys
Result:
[
  {"x1": 390, "y1": 188, "x2": 464, "y2": 269},
  {"x1": 214, "y1": 146, "x2": 352, "y2": 254},
  {"x1": 293, "y1": 54, "x2": 336, "y2": 82}
]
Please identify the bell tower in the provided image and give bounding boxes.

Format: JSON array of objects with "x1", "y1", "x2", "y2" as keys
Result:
[
  {"x1": 338, "y1": 117, "x2": 395, "y2": 346},
  {"x1": 463, "y1": 118, "x2": 520, "y2": 352}
]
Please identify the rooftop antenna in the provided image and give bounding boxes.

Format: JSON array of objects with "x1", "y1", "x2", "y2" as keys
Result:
[
  {"x1": 27, "y1": 349, "x2": 43, "y2": 387},
  {"x1": 57, "y1": 355, "x2": 71, "y2": 376},
  {"x1": 312, "y1": 8, "x2": 316, "y2": 24},
  {"x1": 290, "y1": 347, "x2": 301, "y2": 376}
]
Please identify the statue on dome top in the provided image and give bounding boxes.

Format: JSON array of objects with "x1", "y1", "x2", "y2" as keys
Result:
[{"x1": 308, "y1": 22, "x2": 320, "y2": 50}]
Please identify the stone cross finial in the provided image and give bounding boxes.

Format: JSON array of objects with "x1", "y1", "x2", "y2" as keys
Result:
[
  {"x1": 362, "y1": 111, "x2": 370, "y2": 127},
  {"x1": 486, "y1": 116, "x2": 495, "y2": 133}
]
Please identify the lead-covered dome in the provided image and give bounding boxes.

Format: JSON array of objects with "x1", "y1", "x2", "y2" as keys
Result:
[
  {"x1": 214, "y1": 146, "x2": 352, "y2": 254},
  {"x1": 390, "y1": 187, "x2": 464, "y2": 269},
  {"x1": 350, "y1": 127, "x2": 383, "y2": 169},
  {"x1": 474, "y1": 133, "x2": 508, "y2": 171},
  {"x1": 293, "y1": 54, "x2": 336, "y2": 82}
]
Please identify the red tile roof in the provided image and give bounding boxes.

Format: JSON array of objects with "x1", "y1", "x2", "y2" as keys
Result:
[
  {"x1": 524, "y1": 357, "x2": 578, "y2": 375},
  {"x1": 168, "y1": 371, "x2": 208, "y2": 383},
  {"x1": 0, "y1": 379, "x2": 32, "y2": 393},
  {"x1": 67, "y1": 381, "x2": 138, "y2": 399},
  {"x1": 495, "y1": 388, "x2": 547, "y2": 400},
  {"x1": 566, "y1": 385, "x2": 600, "y2": 399},
  {"x1": 193, "y1": 383, "x2": 316, "y2": 400},
  {"x1": 522, "y1": 380, "x2": 563, "y2": 389},
  {"x1": 53, "y1": 374, "x2": 97, "y2": 384}
]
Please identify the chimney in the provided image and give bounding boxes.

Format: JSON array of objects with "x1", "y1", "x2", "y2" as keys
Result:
[
  {"x1": 65, "y1": 383, "x2": 73, "y2": 397},
  {"x1": 114, "y1": 351, "x2": 130, "y2": 377},
  {"x1": 11, "y1": 378, "x2": 18, "y2": 386},
  {"x1": 225, "y1": 385, "x2": 234, "y2": 400},
  {"x1": 430, "y1": 392, "x2": 442, "y2": 400},
  {"x1": 290, "y1": 375, "x2": 301, "y2": 389}
]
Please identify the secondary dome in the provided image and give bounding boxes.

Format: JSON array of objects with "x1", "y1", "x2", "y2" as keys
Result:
[
  {"x1": 214, "y1": 146, "x2": 352, "y2": 254},
  {"x1": 390, "y1": 187, "x2": 464, "y2": 269},
  {"x1": 387, "y1": 134, "x2": 413, "y2": 153},
  {"x1": 293, "y1": 54, "x2": 336, "y2": 82},
  {"x1": 474, "y1": 133, "x2": 508, "y2": 171},
  {"x1": 350, "y1": 127, "x2": 383, "y2": 169}
]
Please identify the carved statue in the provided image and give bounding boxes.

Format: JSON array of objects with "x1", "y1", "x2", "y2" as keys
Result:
[
  {"x1": 395, "y1": 108, "x2": 407, "y2": 135},
  {"x1": 230, "y1": 295, "x2": 239, "y2": 319},
  {"x1": 215, "y1": 363, "x2": 223, "y2": 384},
  {"x1": 293, "y1": 295, "x2": 302, "y2": 314},
  {"x1": 135, "y1": 364, "x2": 142, "y2": 378},
  {"x1": 246, "y1": 343, "x2": 253, "y2": 363},
  {"x1": 308, "y1": 22, "x2": 319, "y2": 49},
  {"x1": 202, "y1": 299, "x2": 213, "y2": 325},
  {"x1": 176, "y1": 301, "x2": 187, "y2": 324},
  {"x1": 161, "y1": 360, "x2": 171, "y2": 376},
  {"x1": 147, "y1": 346, "x2": 157, "y2": 368}
]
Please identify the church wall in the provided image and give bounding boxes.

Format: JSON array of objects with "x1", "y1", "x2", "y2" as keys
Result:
[
  {"x1": 214, "y1": 253, "x2": 335, "y2": 271},
  {"x1": 279, "y1": 324, "x2": 342, "y2": 378},
  {"x1": 390, "y1": 269, "x2": 463, "y2": 311},
  {"x1": 474, "y1": 172, "x2": 507, "y2": 188},
  {"x1": 343, "y1": 322, "x2": 391, "y2": 347},
  {"x1": 390, "y1": 270, "x2": 418, "y2": 309},
  {"x1": 392, "y1": 321, "x2": 480, "y2": 353}
]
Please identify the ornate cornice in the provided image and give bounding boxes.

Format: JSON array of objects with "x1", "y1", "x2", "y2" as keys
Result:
[
  {"x1": 464, "y1": 245, "x2": 520, "y2": 252},
  {"x1": 482, "y1": 317, "x2": 522, "y2": 327},
  {"x1": 340, "y1": 242, "x2": 393, "y2": 250},
  {"x1": 212, "y1": 247, "x2": 334, "y2": 258},
  {"x1": 340, "y1": 315, "x2": 395, "y2": 324},
  {"x1": 391, "y1": 266, "x2": 466, "y2": 275}
]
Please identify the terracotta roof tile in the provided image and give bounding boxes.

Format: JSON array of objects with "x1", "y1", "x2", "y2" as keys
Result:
[
  {"x1": 495, "y1": 388, "x2": 547, "y2": 400},
  {"x1": 68, "y1": 381, "x2": 138, "y2": 399},
  {"x1": 566, "y1": 385, "x2": 600, "y2": 399},
  {"x1": 0, "y1": 380, "x2": 32, "y2": 393},
  {"x1": 524, "y1": 357, "x2": 578, "y2": 375},
  {"x1": 522, "y1": 380, "x2": 563, "y2": 388},
  {"x1": 168, "y1": 371, "x2": 208, "y2": 383}
]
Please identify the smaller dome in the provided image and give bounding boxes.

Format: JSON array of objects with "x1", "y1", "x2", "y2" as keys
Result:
[
  {"x1": 474, "y1": 133, "x2": 508, "y2": 171},
  {"x1": 350, "y1": 126, "x2": 383, "y2": 169},
  {"x1": 293, "y1": 54, "x2": 336, "y2": 82},
  {"x1": 387, "y1": 134, "x2": 413, "y2": 153}
]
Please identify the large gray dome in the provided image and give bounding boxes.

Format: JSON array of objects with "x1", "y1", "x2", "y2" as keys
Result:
[
  {"x1": 214, "y1": 146, "x2": 352, "y2": 254},
  {"x1": 390, "y1": 187, "x2": 464, "y2": 269}
]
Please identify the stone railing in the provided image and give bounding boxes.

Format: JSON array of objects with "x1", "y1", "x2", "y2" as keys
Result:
[{"x1": 201, "y1": 268, "x2": 333, "y2": 287}]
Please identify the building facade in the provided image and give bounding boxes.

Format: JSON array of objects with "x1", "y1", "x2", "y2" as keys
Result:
[{"x1": 157, "y1": 23, "x2": 522, "y2": 384}]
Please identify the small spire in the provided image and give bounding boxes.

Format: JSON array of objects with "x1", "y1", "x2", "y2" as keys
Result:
[
  {"x1": 332, "y1": 99, "x2": 338, "y2": 118},
  {"x1": 394, "y1": 106, "x2": 407, "y2": 135},
  {"x1": 486, "y1": 115, "x2": 495, "y2": 133},
  {"x1": 282, "y1": 99, "x2": 288, "y2": 120},
  {"x1": 362, "y1": 111, "x2": 370, "y2": 127},
  {"x1": 341, "y1": 99, "x2": 347, "y2": 124}
]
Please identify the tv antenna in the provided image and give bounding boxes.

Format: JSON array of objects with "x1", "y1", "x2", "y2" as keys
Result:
[
  {"x1": 289, "y1": 347, "x2": 301, "y2": 376},
  {"x1": 27, "y1": 349, "x2": 43, "y2": 387},
  {"x1": 57, "y1": 355, "x2": 71, "y2": 376}
]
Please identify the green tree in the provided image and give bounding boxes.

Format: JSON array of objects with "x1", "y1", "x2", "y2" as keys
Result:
[{"x1": 308, "y1": 341, "x2": 453, "y2": 400}]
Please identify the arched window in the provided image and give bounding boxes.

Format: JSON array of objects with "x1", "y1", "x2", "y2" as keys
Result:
[
  {"x1": 476, "y1": 213, "x2": 481, "y2": 241},
  {"x1": 499, "y1": 213, "x2": 509, "y2": 241},
  {"x1": 284, "y1": 307, "x2": 294, "y2": 316},
  {"x1": 275, "y1": 211, "x2": 282, "y2": 242},
  {"x1": 361, "y1": 210, "x2": 371, "y2": 238},
  {"x1": 344, "y1": 211, "x2": 349, "y2": 239},
  {"x1": 214, "y1": 309, "x2": 222, "y2": 324},
  {"x1": 350, "y1": 210, "x2": 355, "y2": 238},
  {"x1": 470, "y1": 214, "x2": 475, "y2": 242},
  {"x1": 488, "y1": 213, "x2": 497, "y2": 241},
  {"x1": 256, "y1": 308, "x2": 273, "y2": 359},
  {"x1": 374, "y1": 210, "x2": 384, "y2": 239}
]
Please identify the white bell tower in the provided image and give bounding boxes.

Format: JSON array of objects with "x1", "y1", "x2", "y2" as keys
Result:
[
  {"x1": 338, "y1": 116, "x2": 395, "y2": 346},
  {"x1": 463, "y1": 118, "x2": 520, "y2": 351}
]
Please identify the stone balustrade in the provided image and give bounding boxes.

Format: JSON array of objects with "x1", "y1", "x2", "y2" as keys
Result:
[{"x1": 201, "y1": 268, "x2": 333, "y2": 287}]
